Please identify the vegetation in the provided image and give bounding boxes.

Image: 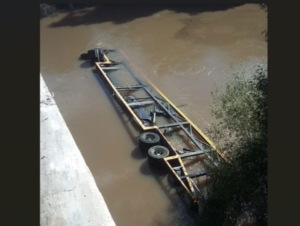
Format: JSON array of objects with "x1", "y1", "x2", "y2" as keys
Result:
[
  {"x1": 196, "y1": 63, "x2": 267, "y2": 226},
  {"x1": 194, "y1": 5, "x2": 268, "y2": 225},
  {"x1": 40, "y1": 4, "x2": 97, "y2": 18},
  {"x1": 260, "y1": 3, "x2": 268, "y2": 41},
  {"x1": 40, "y1": 4, "x2": 56, "y2": 18}
]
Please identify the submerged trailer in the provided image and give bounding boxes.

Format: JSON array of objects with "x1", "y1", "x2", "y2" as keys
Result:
[{"x1": 80, "y1": 48, "x2": 229, "y2": 209}]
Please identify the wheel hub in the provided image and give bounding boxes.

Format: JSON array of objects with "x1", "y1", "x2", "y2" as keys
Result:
[
  {"x1": 145, "y1": 134, "x2": 155, "y2": 141},
  {"x1": 154, "y1": 149, "x2": 164, "y2": 155}
]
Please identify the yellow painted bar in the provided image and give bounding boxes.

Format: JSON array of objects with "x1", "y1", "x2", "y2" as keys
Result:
[
  {"x1": 96, "y1": 63, "x2": 166, "y2": 131},
  {"x1": 98, "y1": 54, "x2": 112, "y2": 64},
  {"x1": 140, "y1": 77, "x2": 229, "y2": 162},
  {"x1": 96, "y1": 52, "x2": 228, "y2": 198},
  {"x1": 96, "y1": 62, "x2": 148, "y2": 131},
  {"x1": 164, "y1": 159, "x2": 192, "y2": 197},
  {"x1": 178, "y1": 157, "x2": 195, "y2": 196},
  {"x1": 164, "y1": 155, "x2": 179, "y2": 161},
  {"x1": 116, "y1": 49, "x2": 228, "y2": 162}
]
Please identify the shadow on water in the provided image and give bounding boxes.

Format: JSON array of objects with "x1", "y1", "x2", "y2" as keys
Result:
[
  {"x1": 48, "y1": 4, "x2": 244, "y2": 28},
  {"x1": 139, "y1": 160, "x2": 189, "y2": 205},
  {"x1": 139, "y1": 160, "x2": 198, "y2": 225},
  {"x1": 140, "y1": 160, "x2": 169, "y2": 176},
  {"x1": 80, "y1": 60, "x2": 94, "y2": 68},
  {"x1": 139, "y1": 159, "x2": 152, "y2": 175},
  {"x1": 131, "y1": 146, "x2": 147, "y2": 159}
]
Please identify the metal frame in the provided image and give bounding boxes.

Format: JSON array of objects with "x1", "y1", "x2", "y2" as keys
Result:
[{"x1": 90, "y1": 49, "x2": 229, "y2": 200}]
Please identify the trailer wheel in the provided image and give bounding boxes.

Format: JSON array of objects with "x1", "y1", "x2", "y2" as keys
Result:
[
  {"x1": 139, "y1": 132, "x2": 160, "y2": 152},
  {"x1": 148, "y1": 145, "x2": 169, "y2": 168},
  {"x1": 148, "y1": 145, "x2": 169, "y2": 159}
]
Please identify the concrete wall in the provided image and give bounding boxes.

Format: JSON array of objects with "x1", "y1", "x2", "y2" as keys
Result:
[{"x1": 40, "y1": 74, "x2": 116, "y2": 226}]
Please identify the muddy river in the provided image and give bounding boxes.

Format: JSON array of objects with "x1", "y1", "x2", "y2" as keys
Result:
[{"x1": 40, "y1": 4, "x2": 267, "y2": 225}]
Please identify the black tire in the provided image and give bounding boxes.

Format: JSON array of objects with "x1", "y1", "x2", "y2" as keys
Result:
[
  {"x1": 139, "y1": 132, "x2": 160, "y2": 152},
  {"x1": 147, "y1": 145, "x2": 169, "y2": 168},
  {"x1": 88, "y1": 49, "x2": 96, "y2": 58},
  {"x1": 148, "y1": 145, "x2": 169, "y2": 159},
  {"x1": 80, "y1": 53, "x2": 89, "y2": 60}
]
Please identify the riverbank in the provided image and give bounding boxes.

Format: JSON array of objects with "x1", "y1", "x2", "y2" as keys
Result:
[{"x1": 40, "y1": 74, "x2": 116, "y2": 226}]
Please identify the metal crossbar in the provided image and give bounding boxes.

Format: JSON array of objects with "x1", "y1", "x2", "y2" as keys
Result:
[
  {"x1": 157, "y1": 122, "x2": 190, "y2": 128},
  {"x1": 180, "y1": 171, "x2": 210, "y2": 179},
  {"x1": 143, "y1": 87, "x2": 218, "y2": 166}
]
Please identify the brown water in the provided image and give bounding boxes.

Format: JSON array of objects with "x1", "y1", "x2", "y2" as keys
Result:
[{"x1": 40, "y1": 4, "x2": 267, "y2": 225}]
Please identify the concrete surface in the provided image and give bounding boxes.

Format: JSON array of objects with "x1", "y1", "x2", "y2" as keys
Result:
[{"x1": 40, "y1": 74, "x2": 116, "y2": 226}]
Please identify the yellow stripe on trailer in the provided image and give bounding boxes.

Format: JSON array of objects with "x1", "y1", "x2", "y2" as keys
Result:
[
  {"x1": 96, "y1": 51, "x2": 229, "y2": 201},
  {"x1": 140, "y1": 77, "x2": 229, "y2": 163},
  {"x1": 164, "y1": 159, "x2": 192, "y2": 197},
  {"x1": 96, "y1": 62, "x2": 147, "y2": 131}
]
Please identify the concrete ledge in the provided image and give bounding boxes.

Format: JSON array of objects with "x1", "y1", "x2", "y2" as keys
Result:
[{"x1": 40, "y1": 74, "x2": 116, "y2": 226}]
